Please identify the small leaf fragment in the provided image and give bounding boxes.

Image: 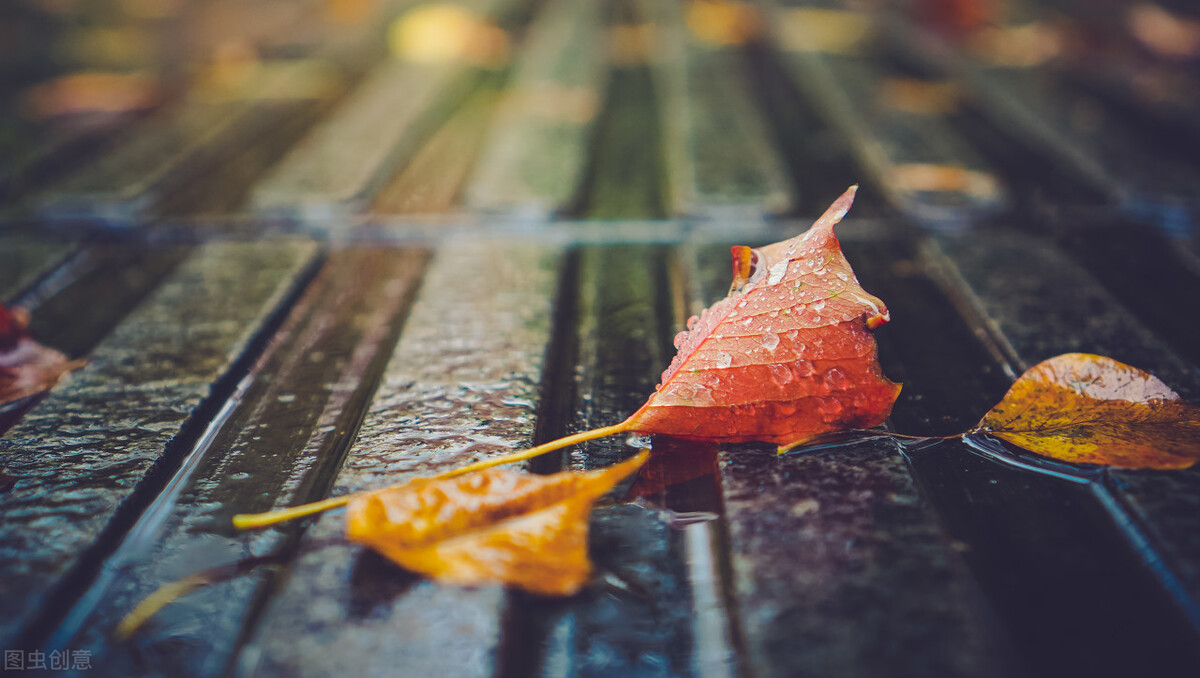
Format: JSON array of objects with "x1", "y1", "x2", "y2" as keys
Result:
[
  {"x1": 0, "y1": 303, "x2": 82, "y2": 407},
  {"x1": 975, "y1": 353, "x2": 1200, "y2": 469},
  {"x1": 345, "y1": 451, "x2": 649, "y2": 596}
]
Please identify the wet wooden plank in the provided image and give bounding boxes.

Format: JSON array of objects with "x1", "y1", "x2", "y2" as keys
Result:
[
  {"x1": 51, "y1": 248, "x2": 427, "y2": 677},
  {"x1": 248, "y1": 60, "x2": 474, "y2": 221},
  {"x1": 578, "y1": 67, "x2": 667, "y2": 220},
  {"x1": 35, "y1": 71, "x2": 331, "y2": 226},
  {"x1": 850, "y1": 237, "x2": 1200, "y2": 677},
  {"x1": 685, "y1": 236, "x2": 1017, "y2": 678},
  {"x1": 502, "y1": 245, "x2": 697, "y2": 678},
  {"x1": 0, "y1": 241, "x2": 319, "y2": 648},
  {"x1": 371, "y1": 73, "x2": 503, "y2": 214},
  {"x1": 770, "y1": 4, "x2": 1006, "y2": 226},
  {"x1": 889, "y1": 11, "x2": 1200, "y2": 228},
  {"x1": 250, "y1": 0, "x2": 521, "y2": 222},
  {"x1": 240, "y1": 241, "x2": 561, "y2": 678},
  {"x1": 0, "y1": 117, "x2": 132, "y2": 210},
  {"x1": 648, "y1": 0, "x2": 793, "y2": 218},
  {"x1": 0, "y1": 235, "x2": 75, "y2": 301},
  {"x1": 464, "y1": 0, "x2": 607, "y2": 218},
  {"x1": 925, "y1": 231, "x2": 1200, "y2": 639}
]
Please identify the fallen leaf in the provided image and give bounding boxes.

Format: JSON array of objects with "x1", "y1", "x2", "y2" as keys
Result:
[
  {"x1": 623, "y1": 186, "x2": 901, "y2": 451},
  {"x1": 345, "y1": 451, "x2": 649, "y2": 595},
  {"x1": 0, "y1": 303, "x2": 82, "y2": 407},
  {"x1": 974, "y1": 353, "x2": 1200, "y2": 469}
]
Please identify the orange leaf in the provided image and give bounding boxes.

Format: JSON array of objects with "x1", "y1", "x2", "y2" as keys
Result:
[
  {"x1": 624, "y1": 186, "x2": 901, "y2": 451},
  {"x1": 345, "y1": 451, "x2": 649, "y2": 596},
  {"x1": 0, "y1": 303, "x2": 81, "y2": 408},
  {"x1": 975, "y1": 353, "x2": 1200, "y2": 469}
]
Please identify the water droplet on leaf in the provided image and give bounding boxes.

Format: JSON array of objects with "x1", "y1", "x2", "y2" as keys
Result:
[
  {"x1": 761, "y1": 332, "x2": 779, "y2": 351},
  {"x1": 823, "y1": 367, "x2": 848, "y2": 390}
]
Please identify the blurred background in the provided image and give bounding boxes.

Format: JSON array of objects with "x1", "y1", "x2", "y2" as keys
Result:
[{"x1": 0, "y1": 0, "x2": 1198, "y2": 234}]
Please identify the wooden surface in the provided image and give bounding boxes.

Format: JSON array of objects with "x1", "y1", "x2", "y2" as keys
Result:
[{"x1": 2, "y1": 1, "x2": 1200, "y2": 677}]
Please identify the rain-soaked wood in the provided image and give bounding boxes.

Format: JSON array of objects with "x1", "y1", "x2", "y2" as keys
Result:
[
  {"x1": 577, "y1": 68, "x2": 667, "y2": 220},
  {"x1": 769, "y1": 3, "x2": 1006, "y2": 226},
  {"x1": 0, "y1": 241, "x2": 318, "y2": 648},
  {"x1": 851, "y1": 237, "x2": 1200, "y2": 677},
  {"x1": 35, "y1": 94, "x2": 323, "y2": 225},
  {"x1": 371, "y1": 73, "x2": 503, "y2": 214},
  {"x1": 888, "y1": 12, "x2": 1200, "y2": 228},
  {"x1": 647, "y1": 0, "x2": 793, "y2": 218},
  {"x1": 240, "y1": 242, "x2": 560, "y2": 678},
  {"x1": 248, "y1": 60, "x2": 476, "y2": 221},
  {"x1": 51, "y1": 248, "x2": 427, "y2": 677},
  {"x1": 250, "y1": 0, "x2": 524, "y2": 223},
  {"x1": 500, "y1": 245, "x2": 697, "y2": 678},
  {"x1": 0, "y1": 235, "x2": 75, "y2": 301},
  {"x1": 464, "y1": 0, "x2": 608, "y2": 217},
  {"x1": 688, "y1": 236, "x2": 1016, "y2": 678},
  {"x1": 925, "y1": 232, "x2": 1200, "y2": 649}
]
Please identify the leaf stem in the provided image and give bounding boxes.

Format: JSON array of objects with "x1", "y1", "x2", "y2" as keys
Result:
[{"x1": 231, "y1": 420, "x2": 634, "y2": 531}]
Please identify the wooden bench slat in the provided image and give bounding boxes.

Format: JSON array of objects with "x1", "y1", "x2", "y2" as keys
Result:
[
  {"x1": 518, "y1": 245, "x2": 696, "y2": 677},
  {"x1": 0, "y1": 236, "x2": 75, "y2": 301},
  {"x1": 35, "y1": 83, "x2": 327, "y2": 225},
  {"x1": 371, "y1": 74, "x2": 503, "y2": 215},
  {"x1": 463, "y1": 0, "x2": 608, "y2": 217},
  {"x1": 241, "y1": 241, "x2": 560, "y2": 677},
  {"x1": 46, "y1": 248, "x2": 426, "y2": 676},
  {"x1": 250, "y1": 0, "x2": 523, "y2": 222},
  {"x1": 0, "y1": 241, "x2": 318, "y2": 648},
  {"x1": 851, "y1": 236, "x2": 1200, "y2": 676},
  {"x1": 649, "y1": 1, "x2": 794, "y2": 218},
  {"x1": 890, "y1": 12, "x2": 1200, "y2": 226},
  {"x1": 925, "y1": 232, "x2": 1200, "y2": 646},
  {"x1": 770, "y1": 5, "x2": 1007, "y2": 225}
]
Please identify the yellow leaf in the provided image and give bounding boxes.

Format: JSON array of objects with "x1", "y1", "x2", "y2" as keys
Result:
[
  {"x1": 976, "y1": 353, "x2": 1200, "y2": 469},
  {"x1": 345, "y1": 451, "x2": 649, "y2": 596}
]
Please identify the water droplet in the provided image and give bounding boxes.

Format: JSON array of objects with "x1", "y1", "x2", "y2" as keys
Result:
[
  {"x1": 673, "y1": 331, "x2": 689, "y2": 349},
  {"x1": 812, "y1": 300, "x2": 826, "y2": 311},
  {"x1": 692, "y1": 385, "x2": 716, "y2": 406},
  {"x1": 769, "y1": 363, "x2": 793, "y2": 386},
  {"x1": 761, "y1": 332, "x2": 779, "y2": 351},
  {"x1": 836, "y1": 271, "x2": 849, "y2": 281},
  {"x1": 767, "y1": 260, "x2": 790, "y2": 285},
  {"x1": 714, "y1": 352, "x2": 733, "y2": 369},
  {"x1": 674, "y1": 384, "x2": 696, "y2": 400},
  {"x1": 793, "y1": 360, "x2": 815, "y2": 377},
  {"x1": 823, "y1": 367, "x2": 848, "y2": 390},
  {"x1": 785, "y1": 330, "x2": 800, "y2": 342},
  {"x1": 625, "y1": 433, "x2": 653, "y2": 449},
  {"x1": 737, "y1": 300, "x2": 748, "y2": 309},
  {"x1": 742, "y1": 317, "x2": 753, "y2": 326},
  {"x1": 816, "y1": 396, "x2": 843, "y2": 420},
  {"x1": 686, "y1": 315, "x2": 700, "y2": 330}
]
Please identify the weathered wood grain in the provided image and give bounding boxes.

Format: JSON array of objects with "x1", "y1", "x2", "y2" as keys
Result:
[
  {"x1": 0, "y1": 241, "x2": 318, "y2": 648},
  {"x1": 648, "y1": 0, "x2": 793, "y2": 218},
  {"x1": 0, "y1": 235, "x2": 75, "y2": 301},
  {"x1": 464, "y1": 0, "x2": 608, "y2": 217},
  {"x1": 52, "y1": 248, "x2": 427, "y2": 677},
  {"x1": 241, "y1": 242, "x2": 560, "y2": 678},
  {"x1": 926, "y1": 231, "x2": 1200, "y2": 656}
]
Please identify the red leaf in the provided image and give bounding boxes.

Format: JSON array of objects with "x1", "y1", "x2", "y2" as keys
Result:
[
  {"x1": 624, "y1": 186, "x2": 901, "y2": 451},
  {"x1": 0, "y1": 303, "x2": 80, "y2": 408}
]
